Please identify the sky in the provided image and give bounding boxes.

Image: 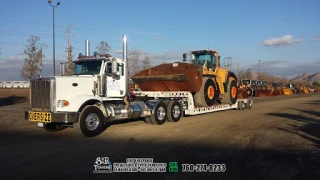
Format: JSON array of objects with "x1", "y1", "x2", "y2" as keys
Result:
[{"x1": 0, "y1": 0, "x2": 319, "y2": 80}]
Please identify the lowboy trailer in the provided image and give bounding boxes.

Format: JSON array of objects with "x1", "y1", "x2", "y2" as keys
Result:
[{"x1": 25, "y1": 35, "x2": 253, "y2": 137}]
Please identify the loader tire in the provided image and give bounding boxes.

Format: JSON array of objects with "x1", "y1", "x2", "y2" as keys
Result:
[
  {"x1": 194, "y1": 77, "x2": 217, "y2": 107},
  {"x1": 246, "y1": 88, "x2": 253, "y2": 96},
  {"x1": 220, "y1": 78, "x2": 238, "y2": 105}
]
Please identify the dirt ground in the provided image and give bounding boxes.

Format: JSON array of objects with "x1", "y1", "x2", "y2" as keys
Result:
[
  {"x1": 0, "y1": 91, "x2": 319, "y2": 179},
  {"x1": 0, "y1": 88, "x2": 29, "y2": 106}
]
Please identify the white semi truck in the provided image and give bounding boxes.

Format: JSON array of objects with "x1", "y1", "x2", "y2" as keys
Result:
[{"x1": 25, "y1": 35, "x2": 253, "y2": 137}]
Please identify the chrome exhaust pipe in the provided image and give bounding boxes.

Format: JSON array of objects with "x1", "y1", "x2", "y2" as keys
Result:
[
  {"x1": 85, "y1": 40, "x2": 90, "y2": 56},
  {"x1": 123, "y1": 35, "x2": 128, "y2": 95}
]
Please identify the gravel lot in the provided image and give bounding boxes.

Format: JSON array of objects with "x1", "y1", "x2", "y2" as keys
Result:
[{"x1": 0, "y1": 91, "x2": 319, "y2": 179}]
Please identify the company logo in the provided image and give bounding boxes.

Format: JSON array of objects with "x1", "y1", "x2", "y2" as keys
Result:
[
  {"x1": 93, "y1": 157, "x2": 113, "y2": 173},
  {"x1": 169, "y1": 162, "x2": 178, "y2": 172}
]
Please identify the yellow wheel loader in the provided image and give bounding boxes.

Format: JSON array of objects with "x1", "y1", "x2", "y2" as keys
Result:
[{"x1": 131, "y1": 49, "x2": 238, "y2": 107}]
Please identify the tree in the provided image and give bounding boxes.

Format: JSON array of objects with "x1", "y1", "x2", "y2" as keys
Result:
[
  {"x1": 142, "y1": 56, "x2": 152, "y2": 70},
  {"x1": 96, "y1": 41, "x2": 111, "y2": 54},
  {"x1": 312, "y1": 81, "x2": 320, "y2": 87},
  {"x1": 128, "y1": 49, "x2": 143, "y2": 77},
  {"x1": 237, "y1": 70, "x2": 245, "y2": 82},
  {"x1": 244, "y1": 68, "x2": 253, "y2": 79},
  {"x1": 65, "y1": 45, "x2": 74, "y2": 76},
  {"x1": 20, "y1": 36, "x2": 47, "y2": 80}
]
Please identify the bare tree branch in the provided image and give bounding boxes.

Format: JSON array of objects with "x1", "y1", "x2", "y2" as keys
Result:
[
  {"x1": 142, "y1": 56, "x2": 152, "y2": 70},
  {"x1": 96, "y1": 41, "x2": 111, "y2": 54},
  {"x1": 128, "y1": 49, "x2": 143, "y2": 77},
  {"x1": 20, "y1": 35, "x2": 47, "y2": 80}
]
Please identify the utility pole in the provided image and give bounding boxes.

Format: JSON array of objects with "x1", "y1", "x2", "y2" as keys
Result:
[
  {"x1": 258, "y1": 60, "x2": 261, "y2": 80},
  {"x1": 65, "y1": 24, "x2": 74, "y2": 75}
]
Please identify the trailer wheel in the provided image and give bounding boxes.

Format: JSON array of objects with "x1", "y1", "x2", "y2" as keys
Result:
[
  {"x1": 194, "y1": 77, "x2": 217, "y2": 107},
  {"x1": 240, "y1": 101, "x2": 245, "y2": 110},
  {"x1": 246, "y1": 99, "x2": 253, "y2": 109},
  {"x1": 146, "y1": 101, "x2": 167, "y2": 125},
  {"x1": 238, "y1": 101, "x2": 246, "y2": 110},
  {"x1": 167, "y1": 100, "x2": 182, "y2": 122},
  {"x1": 74, "y1": 105, "x2": 105, "y2": 137}
]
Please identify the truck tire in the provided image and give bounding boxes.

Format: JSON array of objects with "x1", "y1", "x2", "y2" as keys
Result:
[
  {"x1": 194, "y1": 77, "x2": 217, "y2": 107},
  {"x1": 145, "y1": 101, "x2": 167, "y2": 125},
  {"x1": 220, "y1": 78, "x2": 238, "y2": 105},
  {"x1": 74, "y1": 105, "x2": 105, "y2": 137},
  {"x1": 167, "y1": 100, "x2": 182, "y2": 122}
]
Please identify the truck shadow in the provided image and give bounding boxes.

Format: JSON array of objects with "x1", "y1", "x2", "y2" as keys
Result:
[
  {"x1": 266, "y1": 110, "x2": 320, "y2": 148},
  {"x1": 0, "y1": 96, "x2": 27, "y2": 107},
  {"x1": 0, "y1": 129, "x2": 319, "y2": 180},
  {"x1": 304, "y1": 100, "x2": 320, "y2": 105}
]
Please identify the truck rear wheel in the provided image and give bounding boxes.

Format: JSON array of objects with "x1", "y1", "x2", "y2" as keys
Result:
[
  {"x1": 74, "y1": 105, "x2": 105, "y2": 137},
  {"x1": 194, "y1": 77, "x2": 217, "y2": 107},
  {"x1": 220, "y1": 78, "x2": 238, "y2": 104},
  {"x1": 145, "y1": 101, "x2": 167, "y2": 125},
  {"x1": 167, "y1": 100, "x2": 182, "y2": 122}
]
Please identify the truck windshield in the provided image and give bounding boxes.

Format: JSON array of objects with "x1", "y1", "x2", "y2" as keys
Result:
[
  {"x1": 251, "y1": 80, "x2": 257, "y2": 85},
  {"x1": 73, "y1": 60, "x2": 102, "y2": 75}
]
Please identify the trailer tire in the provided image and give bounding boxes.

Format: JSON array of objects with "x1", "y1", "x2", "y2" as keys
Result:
[
  {"x1": 167, "y1": 100, "x2": 182, "y2": 122},
  {"x1": 220, "y1": 78, "x2": 238, "y2": 105},
  {"x1": 74, "y1": 105, "x2": 105, "y2": 137},
  {"x1": 146, "y1": 101, "x2": 167, "y2": 125},
  {"x1": 240, "y1": 101, "x2": 245, "y2": 110},
  {"x1": 246, "y1": 99, "x2": 253, "y2": 109},
  {"x1": 194, "y1": 77, "x2": 217, "y2": 107},
  {"x1": 237, "y1": 101, "x2": 245, "y2": 110}
]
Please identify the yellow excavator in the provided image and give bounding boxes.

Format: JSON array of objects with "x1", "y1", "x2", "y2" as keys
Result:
[{"x1": 131, "y1": 49, "x2": 239, "y2": 107}]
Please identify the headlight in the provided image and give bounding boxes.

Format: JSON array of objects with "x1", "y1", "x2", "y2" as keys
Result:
[{"x1": 57, "y1": 100, "x2": 69, "y2": 107}]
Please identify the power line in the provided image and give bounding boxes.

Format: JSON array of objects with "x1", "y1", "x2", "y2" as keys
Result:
[{"x1": 0, "y1": 18, "x2": 148, "y2": 49}]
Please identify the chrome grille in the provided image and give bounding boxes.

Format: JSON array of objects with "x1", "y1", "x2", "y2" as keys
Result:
[{"x1": 31, "y1": 79, "x2": 51, "y2": 111}]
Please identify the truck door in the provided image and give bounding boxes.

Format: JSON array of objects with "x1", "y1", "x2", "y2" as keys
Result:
[{"x1": 105, "y1": 62, "x2": 126, "y2": 97}]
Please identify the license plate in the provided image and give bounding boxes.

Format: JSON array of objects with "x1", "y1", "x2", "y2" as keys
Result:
[{"x1": 28, "y1": 111, "x2": 52, "y2": 122}]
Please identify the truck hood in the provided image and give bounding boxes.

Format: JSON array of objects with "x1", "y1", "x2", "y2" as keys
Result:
[{"x1": 54, "y1": 75, "x2": 97, "y2": 101}]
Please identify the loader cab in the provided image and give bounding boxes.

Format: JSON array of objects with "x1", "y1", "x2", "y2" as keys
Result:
[
  {"x1": 242, "y1": 79, "x2": 251, "y2": 85},
  {"x1": 188, "y1": 50, "x2": 219, "y2": 70}
]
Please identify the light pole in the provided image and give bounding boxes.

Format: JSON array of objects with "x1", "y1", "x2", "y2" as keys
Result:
[
  {"x1": 258, "y1": 60, "x2": 261, "y2": 80},
  {"x1": 48, "y1": 0, "x2": 60, "y2": 76}
]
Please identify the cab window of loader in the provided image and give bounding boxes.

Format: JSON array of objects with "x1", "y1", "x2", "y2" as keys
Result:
[{"x1": 194, "y1": 54, "x2": 216, "y2": 69}]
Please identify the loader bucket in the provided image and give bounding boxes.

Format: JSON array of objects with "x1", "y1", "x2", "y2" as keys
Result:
[
  {"x1": 282, "y1": 89, "x2": 293, "y2": 95},
  {"x1": 272, "y1": 89, "x2": 283, "y2": 96},
  {"x1": 254, "y1": 89, "x2": 269, "y2": 97},
  {"x1": 237, "y1": 88, "x2": 249, "y2": 99},
  {"x1": 131, "y1": 62, "x2": 203, "y2": 92}
]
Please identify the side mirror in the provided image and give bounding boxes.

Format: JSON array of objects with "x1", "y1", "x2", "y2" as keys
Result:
[
  {"x1": 111, "y1": 71, "x2": 121, "y2": 80},
  {"x1": 112, "y1": 58, "x2": 118, "y2": 73},
  {"x1": 182, "y1": 53, "x2": 187, "y2": 61}
]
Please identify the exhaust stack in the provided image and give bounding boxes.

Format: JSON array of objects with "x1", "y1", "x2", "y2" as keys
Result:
[
  {"x1": 85, "y1": 40, "x2": 90, "y2": 56},
  {"x1": 123, "y1": 35, "x2": 128, "y2": 94}
]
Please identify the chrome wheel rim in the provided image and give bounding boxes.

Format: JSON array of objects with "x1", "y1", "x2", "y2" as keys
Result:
[{"x1": 85, "y1": 113, "x2": 100, "y2": 131}]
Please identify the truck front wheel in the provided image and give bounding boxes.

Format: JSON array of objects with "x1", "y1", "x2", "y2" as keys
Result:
[{"x1": 74, "y1": 105, "x2": 105, "y2": 137}]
